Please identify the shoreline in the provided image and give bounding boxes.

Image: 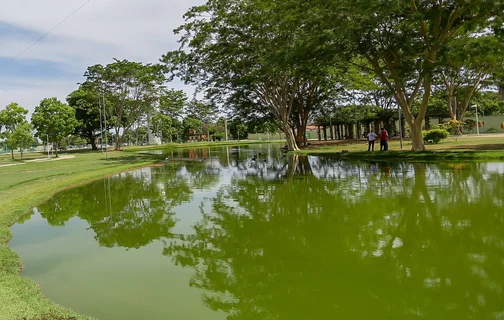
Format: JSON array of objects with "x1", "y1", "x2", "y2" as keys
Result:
[
  {"x1": 1, "y1": 139, "x2": 503, "y2": 319},
  {"x1": 0, "y1": 142, "x2": 282, "y2": 319},
  {"x1": 293, "y1": 149, "x2": 504, "y2": 161},
  {"x1": 0, "y1": 151, "x2": 164, "y2": 320}
]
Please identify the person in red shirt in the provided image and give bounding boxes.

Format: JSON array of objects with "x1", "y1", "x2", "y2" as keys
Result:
[{"x1": 380, "y1": 128, "x2": 389, "y2": 151}]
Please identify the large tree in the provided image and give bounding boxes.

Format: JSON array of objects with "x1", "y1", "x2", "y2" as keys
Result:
[
  {"x1": 150, "y1": 89, "x2": 188, "y2": 143},
  {"x1": 7, "y1": 122, "x2": 36, "y2": 159},
  {"x1": 162, "y1": 0, "x2": 338, "y2": 151},
  {"x1": 435, "y1": 33, "x2": 504, "y2": 129},
  {"x1": 0, "y1": 102, "x2": 29, "y2": 159},
  {"x1": 333, "y1": 0, "x2": 504, "y2": 150},
  {"x1": 31, "y1": 97, "x2": 79, "y2": 157},
  {"x1": 82, "y1": 59, "x2": 166, "y2": 150},
  {"x1": 67, "y1": 83, "x2": 113, "y2": 150}
]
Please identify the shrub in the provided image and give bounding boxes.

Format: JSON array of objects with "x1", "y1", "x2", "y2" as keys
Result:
[
  {"x1": 434, "y1": 120, "x2": 461, "y2": 134},
  {"x1": 487, "y1": 127, "x2": 498, "y2": 133},
  {"x1": 501, "y1": 122, "x2": 504, "y2": 130},
  {"x1": 463, "y1": 119, "x2": 483, "y2": 132},
  {"x1": 423, "y1": 128, "x2": 449, "y2": 144}
]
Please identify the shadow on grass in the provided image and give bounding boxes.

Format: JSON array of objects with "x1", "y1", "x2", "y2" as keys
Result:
[
  {"x1": 451, "y1": 144, "x2": 504, "y2": 151},
  {"x1": 99, "y1": 152, "x2": 166, "y2": 165},
  {"x1": 26, "y1": 316, "x2": 76, "y2": 320}
]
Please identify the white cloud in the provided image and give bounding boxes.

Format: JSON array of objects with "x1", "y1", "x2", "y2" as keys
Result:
[{"x1": 0, "y1": 0, "x2": 201, "y2": 113}]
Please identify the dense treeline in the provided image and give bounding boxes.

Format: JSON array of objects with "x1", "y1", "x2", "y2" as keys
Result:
[{"x1": 2, "y1": 0, "x2": 504, "y2": 153}]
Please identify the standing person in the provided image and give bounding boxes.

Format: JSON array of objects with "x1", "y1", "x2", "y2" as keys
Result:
[
  {"x1": 380, "y1": 127, "x2": 389, "y2": 151},
  {"x1": 367, "y1": 130, "x2": 377, "y2": 152}
]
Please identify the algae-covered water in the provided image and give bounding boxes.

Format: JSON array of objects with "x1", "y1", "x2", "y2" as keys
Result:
[{"x1": 10, "y1": 145, "x2": 504, "y2": 319}]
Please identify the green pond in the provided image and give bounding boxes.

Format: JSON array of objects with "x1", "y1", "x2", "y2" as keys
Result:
[{"x1": 9, "y1": 145, "x2": 504, "y2": 320}]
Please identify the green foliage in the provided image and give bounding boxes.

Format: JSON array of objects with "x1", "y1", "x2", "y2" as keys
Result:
[
  {"x1": 0, "y1": 103, "x2": 30, "y2": 159},
  {"x1": 82, "y1": 59, "x2": 166, "y2": 149},
  {"x1": 31, "y1": 97, "x2": 79, "y2": 157},
  {"x1": 7, "y1": 123, "x2": 36, "y2": 159},
  {"x1": 487, "y1": 127, "x2": 499, "y2": 133},
  {"x1": 163, "y1": 0, "x2": 341, "y2": 150},
  {"x1": 0, "y1": 103, "x2": 28, "y2": 135},
  {"x1": 462, "y1": 119, "x2": 484, "y2": 132},
  {"x1": 159, "y1": 89, "x2": 187, "y2": 117},
  {"x1": 473, "y1": 91, "x2": 504, "y2": 116},
  {"x1": 436, "y1": 33, "x2": 504, "y2": 120},
  {"x1": 332, "y1": 0, "x2": 504, "y2": 150},
  {"x1": 423, "y1": 129, "x2": 449, "y2": 144},
  {"x1": 182, "y1": 116, "x2": 203, "y2": 141},
  {"x1": 433, "y1": 120, "x2": 462, "y2": 134},
  {"x1": 66, "y1": 84, "x2": 107, "y2": 150}
]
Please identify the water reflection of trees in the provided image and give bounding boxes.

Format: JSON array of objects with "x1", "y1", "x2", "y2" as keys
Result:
[
  {"x1": 37, "y1": 161, "x2": 217, "y2": 249},
  {"x1": 165, "y1": 157, "x2": 504, "y2": 319}
]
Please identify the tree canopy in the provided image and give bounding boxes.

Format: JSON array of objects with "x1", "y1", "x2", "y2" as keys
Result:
[{"x1": 31, "y1": 97, "x2": 79, "y2": 157}]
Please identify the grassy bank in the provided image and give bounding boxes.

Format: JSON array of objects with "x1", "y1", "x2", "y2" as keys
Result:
[
  {"x1": 0, "y1": 151, "x2": 164, "y2": 320},
  {"x1": 295, "y1": 136, "x2": 504, "y2": 160},
  {"x1": 123, "y1": 139, "x2": 284, "y2": 153}
]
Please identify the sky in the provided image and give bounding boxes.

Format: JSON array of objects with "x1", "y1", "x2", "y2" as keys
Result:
[{"x1": 0, "y1": 0, "x2": 202, "y2": 117}]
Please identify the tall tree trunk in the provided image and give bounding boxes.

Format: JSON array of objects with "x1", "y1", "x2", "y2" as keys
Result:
[
  {"x1": 11, "y1": 149, "x2": 14, "y2": 160},
  {"x1": 91, "y1": 138, "x2": 97, "y2": 151},
  {"x1": 348, "y1": 124, "x2": 354, "y2": 139},
  {"x1": 323, "y1": 126, "x2": 327, "y2": 140},
  {"x1": 317, "y1": 126, "x2": 321, "y2": 141},
  {"x1": 295, "y1": 125, "x2": 307, "y2": 146},
  {"x1": 283, "y1": 120, "x2": 299, "y2": 151},
  {"x1": 410, "y1": 122, "x2": 425, "y2": 152}
]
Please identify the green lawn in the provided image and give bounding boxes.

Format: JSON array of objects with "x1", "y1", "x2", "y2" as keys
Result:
[
  {"x1": 0, "y1": 151, "x2": 163, "y2": 320},
  {"x1": 123, "y1": 139, "x2": 284, "y2": 152},
  {"x1": 297, "y1": 135, "x2": 504, "y2": 160}
]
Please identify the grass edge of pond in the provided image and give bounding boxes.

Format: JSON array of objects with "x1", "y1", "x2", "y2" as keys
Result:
[
  {"x1": 0, "y1": 152, "x2": 163, "y2": 320},
  {"x1": 292, "y1": 149, "x2": 504, "y2": 161}
]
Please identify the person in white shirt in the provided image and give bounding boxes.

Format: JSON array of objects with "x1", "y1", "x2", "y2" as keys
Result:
[{"x1": 367, "y1": 131, "x2": 377, "y2": 152}]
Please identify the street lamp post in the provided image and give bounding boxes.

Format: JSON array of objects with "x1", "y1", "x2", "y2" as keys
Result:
[
  {"x1": 482, "y1": 108, "x2": 486, "y2": 133},
  {"x1": 472, "y1": 105, "x2": 480, "y2": 135}
]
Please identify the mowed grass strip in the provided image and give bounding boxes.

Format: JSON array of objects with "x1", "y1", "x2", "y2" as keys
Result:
[
  {"x1": 0, "y1": 151, "x2": 162, "y2": 320},
  {"x1": 295, "y1": 135, "x2": 504, "y2": 160}
]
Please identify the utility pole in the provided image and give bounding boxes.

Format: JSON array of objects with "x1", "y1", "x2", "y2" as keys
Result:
[
  {"x1": 354, "y1": 105, "x2": 358, "y2": 143},
  {"x1": 398, "y1": 107, "x2": 403, "y2": 149},
  {"x1": 99, "y1": 106, "x2": 104, "y2": 152},
  {"x1": 102, "y1": 92, "x2": 109, "y2": 159},
  {"x1": 472, "y1": 105, "x2": 480, "y2": 135},
  {"x1": 225, "y1": 118, "x2": 228, "y2": 141},
  {"x1": 329, "y1": 111, "x2": 332, "y2": 140}
]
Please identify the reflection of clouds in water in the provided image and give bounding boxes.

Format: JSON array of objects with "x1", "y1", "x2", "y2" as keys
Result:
[
  {"x1": 485, "y1": 163, "x2": 504, "y2": 174},
  {"x1": 392, "y1": 237, "x2": 403, "y2": 249}
]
